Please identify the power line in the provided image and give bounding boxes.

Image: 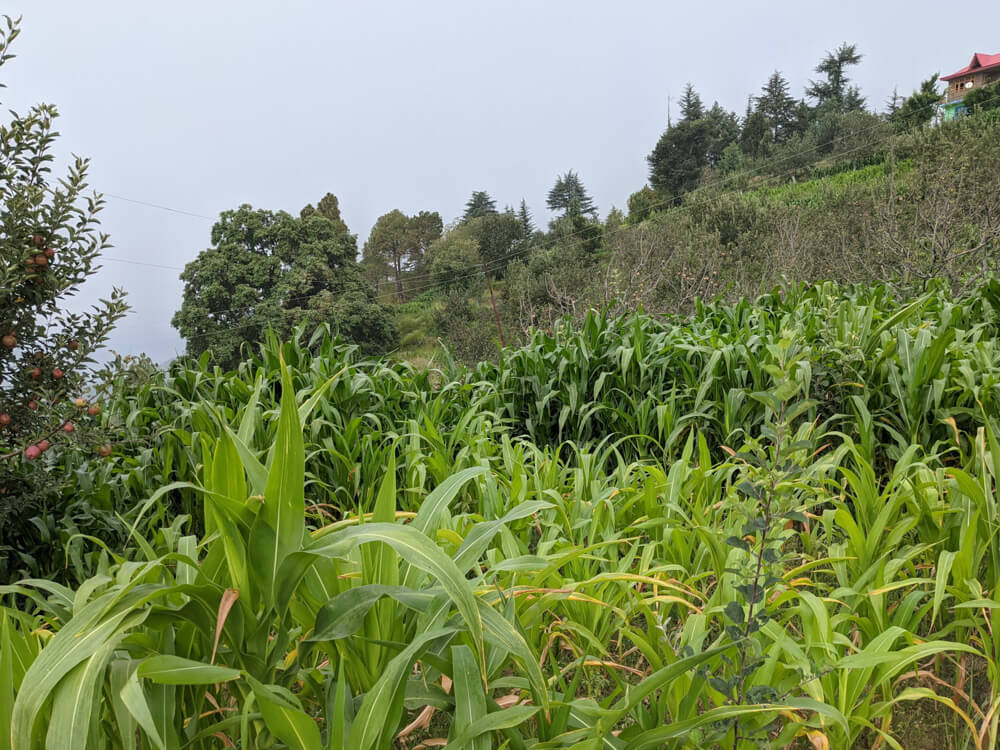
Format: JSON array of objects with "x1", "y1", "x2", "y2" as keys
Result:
[
  {"x1": 101, "y1": 256, "x2": 184, "y2": 272},
  {"x1": 103, "y1": 193, "x2": 215, "y2": 221}
]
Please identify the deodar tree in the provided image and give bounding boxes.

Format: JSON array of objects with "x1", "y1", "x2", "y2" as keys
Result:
[{"x1": 0, "y1": 15, "x2": 128, "y2": 481}]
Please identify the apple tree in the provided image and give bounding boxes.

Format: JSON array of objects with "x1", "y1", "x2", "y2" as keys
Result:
[{"x1": 0, "y1": 16, "x2": 128, "y2": 497}]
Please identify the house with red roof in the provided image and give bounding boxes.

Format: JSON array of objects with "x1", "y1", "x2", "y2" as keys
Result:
[{"x1": 940, "y1": 52, "x2": 1000, "y2": 120}]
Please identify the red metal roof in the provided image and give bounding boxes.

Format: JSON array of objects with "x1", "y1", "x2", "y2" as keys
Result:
[{"x1": 942, "y1": 52, "x2": 1000, "y2": 81}]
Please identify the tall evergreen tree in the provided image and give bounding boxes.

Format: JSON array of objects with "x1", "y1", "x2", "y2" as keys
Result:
[
  {"x1": 679, "y1": 83, "x2": 705, "y2": 121},
  {"x1": 516, "y1": 199, "x2": 535, "y2": 236},
  {"x1": 704, "y1": 102, "x2": 740, "y2": 165},
  {"x1": 739, "y1": 110, "x2": 769, "y2": 159},
  {"x1": 462, "y1": 191, "x2": 497, "y2": 222},
  {"x1": 648, "y1": 119, "x2": 713, "y2": 195},
  {"x1": 885, "y1": 87, "x2": 902, "y2": 117},
  {"x1": 757, "y1": 71, "x2": 797, "y2": 143},
  {"x1": 890, "y1": 74, "x2": 940, "y2": 130},
  {"x1": 806, "y1": 43, "x2": 864, "y2": 114},
  {"x1": 547, "y1": 171, "x2": 598, "y2": 218}
]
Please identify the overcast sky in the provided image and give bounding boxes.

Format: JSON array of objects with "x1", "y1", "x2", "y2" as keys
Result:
[{"x1": 5, "y1": 1, "x2": 999, "y2": 363}]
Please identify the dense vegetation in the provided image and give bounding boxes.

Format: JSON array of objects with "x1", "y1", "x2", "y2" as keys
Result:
[
  {"x1": 6, "y1": 279, "x2": 1000, "y2": 748},
  {"x1": 6, "y1": 13, "x2": 1000, "y2": 750}
]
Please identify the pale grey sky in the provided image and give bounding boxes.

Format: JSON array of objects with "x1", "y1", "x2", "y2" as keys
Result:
[{"x1": 5, "y1": 1, "x2": 999, "y2": 362}]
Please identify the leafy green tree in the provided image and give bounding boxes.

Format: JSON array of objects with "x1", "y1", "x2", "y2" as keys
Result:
[
  {"x1": 679, "y1": 83, "x2": 705, "y2": 121},
  {"x1": 361, "y1": 209, "x2": 442, "y2": 301},
  {"x1": 961, "y1": 79, "x2": 1000, "y2": 115},
  {"x1": 757, "y1": 71, "x2": 797, "y2": 143},
  {"x1": 362, "y1": 210, "x2": 410, "y2": 301},
  {"x1": 425, "y1": 223, "x2": 481, "y2": 290},
  {"x1": 547, "y1": 171, "x2": 598, "y2": 218},
  {"x1": 277, "y1": 215, "x2": 397, "y2": 353},
  {"x1": 648, "y1": 119, "x2": 713, "y2": 196},
  {"x1": 174, "y1": 203, "x2": 392, "y2": 367},
  {"x1": 471, "y1": 212, "x2": 523, "y2": 275},
  {"x1": 172, "y1": 206, "x2": 286, "y2": 368},
  {"x1": 406, "y1": 210, "x2": 444, "y2": 275},
  {"x1": 890, "y1": 74, "x2": 940, "y2": 130},
  {"x1": 462, "y1": 191, "x2": 497, "y2": 221},
  {"x1": 300, "y1": 191, "x2": 349, "y2": 235},
  {"x1": 626, "y1": 186, "x2": 662, "y2": 222},
  {"x1": 517, "y1": 199, "x2": 535, "y2": 237},
  {"x1": 0, "y1": 14, "x2": 128, "y2": 484},
  {"x1": 806, "y1": 43, "x2": 865, "y2": 114}
]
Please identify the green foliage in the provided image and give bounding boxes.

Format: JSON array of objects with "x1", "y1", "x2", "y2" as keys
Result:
[
  {"x1": 8, "y1": 278, "x2": 1000, "y2": 747},
  {"x1": 890, "y1": 74, "x2": 941, "y2": 130},
  {"x1": 648, "y1": 119, "x2": 714, "y2": 196},
  {"x1": 462, "y1": 191, "x2": 498, "y2": 222},
  {"x1": 362, "y1": 209, "x2": 443, "y2": 302},
  {"x1": 546, "y1": 170, "x2": 598, "y2": 218},
  {"x1": 173, "y1": 203, "x2": 393, "y2": 367},
  {"x1": 806, "y1": 42, "x2": 865, "y2": 114},
  {"x1": 0, "y1": 14, "x2": 128, "y2": 548},
  {"x1": 757, "y1": 72, "x2": 795, "y2": 140},
  {"x1": 962, "y1": 79, "x2": 1000, "y2": 115},
  {"x1": 469, "y1": 212, "x2": 524, "y2": 275}
]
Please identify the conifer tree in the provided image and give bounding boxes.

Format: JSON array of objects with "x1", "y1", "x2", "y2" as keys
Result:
[
  {"x1": 679, "y1": 83, "x2": 705, "y2": 121},
  {"x1": 757, "y1": 71, "x2": 797, "y2": 143},
  {"x1": 890, "y1": 74, "x2": 941, "y2": 129},
  {"x1": 516, "y1": 199, "x2": 535, "y2": 236},
  {"x1": 806, "y1": 43, "x2": 865, "y2": 113},
  {"x1": 546, "y1": 171, "x2": 598, "y2": 218},
  {"x1": 462, "y1": 191, "x2": 497, "y2": 222}
]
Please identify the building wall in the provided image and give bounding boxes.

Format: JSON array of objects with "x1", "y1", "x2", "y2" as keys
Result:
[{"x1": 946, "y1": 69, "x2": 1000, "y2": 102}]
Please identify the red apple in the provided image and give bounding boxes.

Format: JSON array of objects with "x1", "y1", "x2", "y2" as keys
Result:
[
  {"x1": 2, "y1": 334, "x2": 15, "y2": 348},
  {"x1": 38, "y1": 439, "x2": 51, "y2": 452},
  {"x1": 24, "y1": 445, "x2": 41, "y2": 460},
  {"x1": 62, "y1": 421, "x2": 74, "y2": 433},
  {"x1": 0, "y1": 414, "x2": 10, "y2": 426},
  {"x1": 52, "y1": 368, "x2": 63, "y2": 379}
]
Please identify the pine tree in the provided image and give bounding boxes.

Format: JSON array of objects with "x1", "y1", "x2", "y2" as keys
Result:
[
  {"x1": 890, "y1": 74, "x2": 941, "y2": 130},
  {"x1": 806, "y1": 43, "x2": 864, "y2": 114},
  {"x1": 462, "y1": 191, "x2": 497, "y2": 222},
  {"x1": 516, "y1": 199, "x2": 535, "y2": 236},
  {"x1": 546, "y1": 171, "x2": 598, "y2": 218},
  {"x1": 739, "y1": 110, "x2": 769, "y2": 159},
  {"x1": 648, "y1": 119, "x2": 713, "y2": 195},
  {"x1": 885, "y1": 87, "x2": 902, "y2": 116},
  {"x1": 679, "y1": 83, "x2": 705, "y2": 121},
  {"x1": 756, "y1": 71, "x2": 797, "y2": 143},
  {"x1": 704, "y1": 102, "x2": 740, "y2": 165}
]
